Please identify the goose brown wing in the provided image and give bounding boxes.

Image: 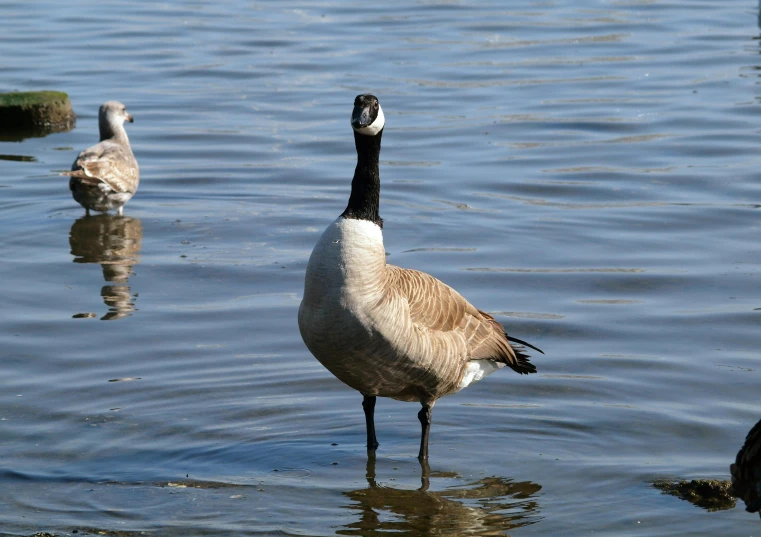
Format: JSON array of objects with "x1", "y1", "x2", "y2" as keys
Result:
[
  {"x1": 386, "y1": 265, "x2": 536, "y2": 374},
  {"x1": 63, "y1": 142, "x2": 138, "y2": 193}
]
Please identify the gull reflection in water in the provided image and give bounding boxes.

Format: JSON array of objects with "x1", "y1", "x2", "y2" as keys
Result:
[
  {"x1": 731, "y1": 418, "x2": 761, "y2": 519},
  {"x1": 338, "y1": 458, "x2": 541, "y2": 536},
  {"x1": 69, "y1": 214, "x2": 142, "y2": 321}
]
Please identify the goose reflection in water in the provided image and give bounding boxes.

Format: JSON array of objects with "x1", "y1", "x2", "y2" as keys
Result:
[
  {"x1": 731, "y1": 418, "x2": 761, "y2": 519},
  {"x1": 338, "y1": 458, "x2": 541, "y2": 536},
  {"x1": 69, "y1": 214, "x2": 142, "y2": 320}
]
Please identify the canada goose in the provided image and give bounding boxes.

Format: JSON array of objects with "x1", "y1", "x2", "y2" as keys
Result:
[
  {"x1": 62, "y1": 101, "x2": 139, "y2": 215},
  {"x1": 731, "y1": 418, "x2": 761, "y2": 516},
  {"x1": 298, "y1": 94, "x2": 542, "y2": 460}
]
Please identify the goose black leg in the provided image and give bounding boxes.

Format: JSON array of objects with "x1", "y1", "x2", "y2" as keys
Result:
[
  {"x1": 365, "y1": 454, "x2": 378, "y2": 488},
  {"x1": 418, "y1": 457, "x2": 431, "y2": 491},
  {"x1": 417, "y1": 403, "x2": 433, "y2": 460},
  {"x1": 362, "y1": 395, "x2": 379, "y2": 452}
]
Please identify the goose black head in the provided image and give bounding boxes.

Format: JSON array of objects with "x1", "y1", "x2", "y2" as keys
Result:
[{"x1": 351, "y1": 94, "x2": 384, "y2": 136}]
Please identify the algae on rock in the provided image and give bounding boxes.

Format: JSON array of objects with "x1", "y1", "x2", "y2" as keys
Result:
[{"x1": 0, "y1": 90, "x2": 76, "y2": 139}]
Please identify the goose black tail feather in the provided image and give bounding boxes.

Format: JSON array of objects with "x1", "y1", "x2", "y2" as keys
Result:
[
  {"x1": 505, "y1": 335, "x2": 542, "y2": 375},
  {"x1": 507, "y1": 335, "x2": 544, "y2": 355}
]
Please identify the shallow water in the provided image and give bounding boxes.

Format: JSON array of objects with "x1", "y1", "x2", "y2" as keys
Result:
[{"x1": 1, "y1": 0, "x2": 760, "y2": 535}]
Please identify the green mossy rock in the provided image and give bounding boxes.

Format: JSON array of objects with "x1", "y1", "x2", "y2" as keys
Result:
[
  {"x1": 653, "y1": 479, "x2": 735, "y2": 511},
  {"x1": 0, "y1": 91, "x2": 76, "y2": 139}
]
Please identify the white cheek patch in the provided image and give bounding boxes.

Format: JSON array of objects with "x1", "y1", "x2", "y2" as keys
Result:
[{"x1": 352, "y1": 105, "x2": 385, "y2": 136}]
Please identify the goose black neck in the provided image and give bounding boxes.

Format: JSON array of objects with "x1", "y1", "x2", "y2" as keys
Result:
[{"x1": 341, "y1": 129, "x2": 383, "y2": 228}]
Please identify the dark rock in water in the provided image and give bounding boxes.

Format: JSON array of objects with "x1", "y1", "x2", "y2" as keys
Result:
[
  {"x1": 653, "y1": 479, "x2": 735, "y2": 511},
  {"x1": 731, "y1": 418, "x2": 761, "y2": 517},
  {"x1": 0, "y1": 90, "x2": 76, "y2": 140}
]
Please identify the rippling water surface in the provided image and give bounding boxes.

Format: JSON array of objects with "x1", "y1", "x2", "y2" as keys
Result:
[{"x1": 1, "y1": 1, "x2": 760, "y2": 535}]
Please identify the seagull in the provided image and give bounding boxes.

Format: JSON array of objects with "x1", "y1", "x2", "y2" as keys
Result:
[{"x1": 62, "y1": 101, "x2": 139, "y2": 215}]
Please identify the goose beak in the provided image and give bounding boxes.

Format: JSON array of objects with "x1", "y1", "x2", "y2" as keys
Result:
[
  {"x1": 125, "y1": 113, "x2": 134, "y2": 123},
  {"x1": 351, "y1": 105, "x2": 371, "y2": 129},
  {"x1": 351, "y1": 94, "x2": 383, "y2": 135}
]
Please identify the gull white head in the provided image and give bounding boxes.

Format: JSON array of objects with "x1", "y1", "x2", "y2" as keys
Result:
[
  {"x1": 351, "y1": 94, "x2": 384, "y2": 136},
  {"x1": 99, "y1": 100, "x2": 134, "y2": 142}
]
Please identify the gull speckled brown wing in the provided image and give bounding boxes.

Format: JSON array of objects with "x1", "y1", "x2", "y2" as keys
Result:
[
  {"x1": 64, "y1": 141, "x2": 139, "y2": 193},
  {"x1": 385, "y1": 265, "x2": 536, "y2": 374}
]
